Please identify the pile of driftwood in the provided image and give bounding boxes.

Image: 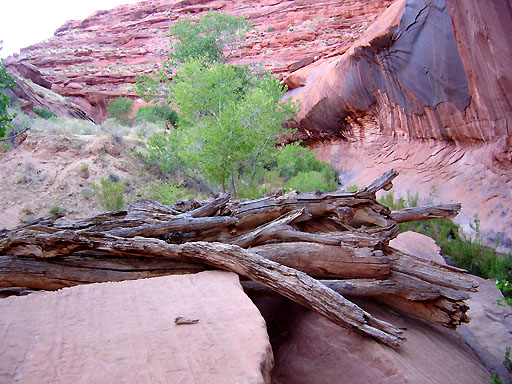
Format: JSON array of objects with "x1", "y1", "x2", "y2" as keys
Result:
[{"x1": 0, "y1": 170, "x2": 477, "y2": 347}]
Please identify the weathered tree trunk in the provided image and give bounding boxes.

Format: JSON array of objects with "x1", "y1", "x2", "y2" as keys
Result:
[{"x1": 0, "y1": 169, "x2": 475, "y2": 347}]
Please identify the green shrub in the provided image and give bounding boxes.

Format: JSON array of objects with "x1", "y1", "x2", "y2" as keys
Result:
[
  {"x1": 504, "y1": 346, "x2": 512, "y2": 372},
  {"x1": 143, "y1": 181, "x2": 191, "y2": 205},
  {"x1": 286, "y1": 170, "x2": 333, "y2": 192},
  {"x1": 379, "y1": 192, "x2": 512, "y2": 283},
  {"x1": 136, "y1": 104, "x2": 178, "y2": 125},
  {"x1": 48, "y1": 203, "x2": 63, "y2": 214},
  {"x1": 33, "y1": 107, "x2": 55, "y2": 119},
  {"x1": 106, "y1": 97, "x2": 133, "y2": 126},
  {"x1": 91, "y1": 177, "x2": 126, "y2": 211},
  {"x1": 0, "y1": 41, "x2": 16, "y2": 138},
  {"x1": 276, "y1": 143, "x2": 338, "y2": 192},
  {"x1": 170, "y1": 11, "x2": 252, "y2": 65}
]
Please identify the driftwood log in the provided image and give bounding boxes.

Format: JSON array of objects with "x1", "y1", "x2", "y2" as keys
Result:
[{"x1": 0, "y1": 169, "x2": 476, "y2": 347}]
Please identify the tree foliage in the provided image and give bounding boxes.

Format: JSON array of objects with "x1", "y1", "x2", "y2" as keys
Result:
[
  {"x1": 169, "y1": 11, "x2": 251, "y2": 65},
  {"x1": 106, "y1": 97, "x2": 133, "y2": 126},
  {"x1": 0, "y1": 40, "x2": 16, "y2": 138},
  {"x1": 164, "y1": 60, "x2": 297, "y2": 192},
  {"x1": 137, "y1": 13, "x2": 333, "y2": 195},
  {"x1": 134, "y1": 11, "x2": 251, "y2": 103},
  {"x1": 136, "y1": 104, "x2": 178, "y2": 125}
]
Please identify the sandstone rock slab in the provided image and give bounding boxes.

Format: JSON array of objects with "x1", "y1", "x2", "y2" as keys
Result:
[
  {"x1": 389, "y1": 230, "x2": 446, "y2": 265},
  {"x1": 457, "y1": 276, "x2": 512, "y2": 383},
  {"x1": 0, "y1": 271, "x2": 273, "y2": 384},
  {"x1": 267, "y1": 299, "x2": 490, "y2": 384}
]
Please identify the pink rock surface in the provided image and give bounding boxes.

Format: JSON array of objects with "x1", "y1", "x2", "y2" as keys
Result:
[
  {"x1": 268, "y1": 300, "x2": 491, "y2": 384},
  {"x1": 284, "y1": 0, "x2": 511, "y2": 250},
  {"x1": 457, "y1": 276, "x2": 512, "y2": 383},
  {"x1": 389, "y1": 231, "x2": 446, "y2": 265},
  {"x1": 313, "y1": 137, "x2": 512, "y2": 251},
  {"x1": 0, "y1": 271, "x2": 273, "y2": 384}
]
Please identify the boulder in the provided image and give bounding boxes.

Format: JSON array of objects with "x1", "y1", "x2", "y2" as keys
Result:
[
  {"x1": 0, "y1": 271, "x2": 273, "y2": 384},
  {"x1": 266, "y1": 299, "x2": 491, "y2": 384},
  {"x1": 389, "y1": 231, "x2": 446, "y2": 265}
]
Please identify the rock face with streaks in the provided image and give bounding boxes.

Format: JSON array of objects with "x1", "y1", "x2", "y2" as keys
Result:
[
  {"x1": 286, "y1": 0, "x2": 512, "y2": 249},
  {"x1": 290, "y1": 0, "x2": 512, "y2": 143},
  {"x1": 0, "y1": 271, "x2": 273, "y2": 384},
  {"x1": 5, "y1": 0, "x2": 394, "y2": 122}
]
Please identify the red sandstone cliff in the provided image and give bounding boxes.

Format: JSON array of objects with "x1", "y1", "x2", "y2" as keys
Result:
[
  {"x1": 5, "y1": 0, "x2": 394, "y2": 122},
  {"x1": 288, "y1": 0, "x2": 512, "y2": 249}
]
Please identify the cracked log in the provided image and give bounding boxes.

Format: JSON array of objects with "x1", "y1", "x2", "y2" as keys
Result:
[
  {"x1": 0, "y1": 169, "x2": 476, "y2": 346},
  {"x1": 0, "y1": 232, "x2": 405, "y2": 347}
]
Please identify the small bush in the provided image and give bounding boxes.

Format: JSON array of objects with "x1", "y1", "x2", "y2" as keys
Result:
[
  {"x1": 143, "y1": 181, "x2": 191, "y2": 205},
  {"x1": 33, "y1": 107, "x2": 55, "y2": 119},
  {"x1": 49, "y1": 203, "x2": 63, "y2": 214},
  {"x1": 78, "y1": 163, "x2": 89, "y2": 179},
  {"x1": 106, "y1": 97, "x2": 133, "y2": 126},
  {"x1": 0, "y1": 47, "x2": 16, "y2": 138},
  {"x1": 91, "y1": 177, "x2": 126, "y2": 211},
  {"x1": 286, "y1": 170, "x2": 332, "y2": 192},
  {"x1": 379, "y1": 192, "x2": 512, "y2": 283},
  {"x1": 504, "y1": 346, "x2": 512, "y2": 372},
  {"x1": 275, "y1": 143, "x2": 338, "y2": 192},
  {"x1": 136, "y1": 104, "x2": 178, "y2": 125}
]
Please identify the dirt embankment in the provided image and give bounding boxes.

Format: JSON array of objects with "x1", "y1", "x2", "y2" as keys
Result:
[{"x1": 0, "y1": 134, "x2": 158, "y2": 229}]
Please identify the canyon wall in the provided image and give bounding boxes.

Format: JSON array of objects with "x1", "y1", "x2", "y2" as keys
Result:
[
  {"x1": 5, "y1": 0, "x2": 394, "y2": 122},
  {"x1": 288, "y1": 0, "x2": 512, "y2": 248}
]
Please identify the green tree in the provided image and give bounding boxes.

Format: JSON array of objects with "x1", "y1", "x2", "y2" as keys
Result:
[
  {"x1": 106, "y1": 97, "x2": 133, "y2": 126},
  {"x1": 134, "y1": 11, "x2": 251, "y2": 103},
  {"x1": 136, "y1": 104, "x2": 178, "y2": 125},
  {"x1": 0, "y1": 40, "x2": 16, "y2": 138},
  {"x1": 168, "y1": 60, "x2": 298, "y2": 193},
  {"x1": 170, "y1": 11, "x2": 251, "y2": 64}
]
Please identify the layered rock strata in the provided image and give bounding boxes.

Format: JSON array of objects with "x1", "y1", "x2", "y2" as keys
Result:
[{"x1": 5, "y1": 0, "x2": 394, "y2": 122}]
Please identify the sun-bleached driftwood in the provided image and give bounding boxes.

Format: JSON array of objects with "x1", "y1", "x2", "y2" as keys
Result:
[
  {"x1": 0, "y1": 169, "x2": 476, "y2": 347},
  {"x1": 391, "y1": 204, "x2": 462, "y2": 223},
  {"x1": 0, "y1": 231, "x2": 405, "y2": 347}
]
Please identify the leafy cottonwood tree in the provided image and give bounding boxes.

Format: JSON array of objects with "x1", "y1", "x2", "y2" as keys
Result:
[
  {"x1": 0, "y1": 41, "x2": 16, "y2": 138},
  {"x1": 134, "y1": 11, "x2": 252, "y2": 103},
  {"x1": 169, "y1": 60, "x2": 298, "y2": 193}
]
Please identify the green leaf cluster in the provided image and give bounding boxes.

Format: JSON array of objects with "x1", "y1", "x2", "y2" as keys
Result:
[
  {"x1": 136, "y1": 104, "x2": 178, "y2": 125},
  {"x1": 106, "y1": 97, "x2": 133, "y2": 126},
  {"x1": 33, "y1": 106, "x2": 55, "y2": 119},
  {"x1": 91, "y1": 178, "x2": 126, "y2": 211},
  {"x1": 275, "y1": 142, "x2": 339, "y2": 192},
  {"x1": 170, "y1": 11, "x2": 252, "y2": 65},
  {"x1": 134, "y1": 11, "x2": 251, "y2": 103},
  {"x1": 0, "y1": 41, "x2": 16, "y2": 138},
  {"x1": 142, "y1": 181, "x2": 191, "y2": 205}
]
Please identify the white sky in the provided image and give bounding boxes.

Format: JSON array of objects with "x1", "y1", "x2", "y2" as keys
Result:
[{"x1": 0, "y1": 0, "x2": 144, "y2": 58}]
